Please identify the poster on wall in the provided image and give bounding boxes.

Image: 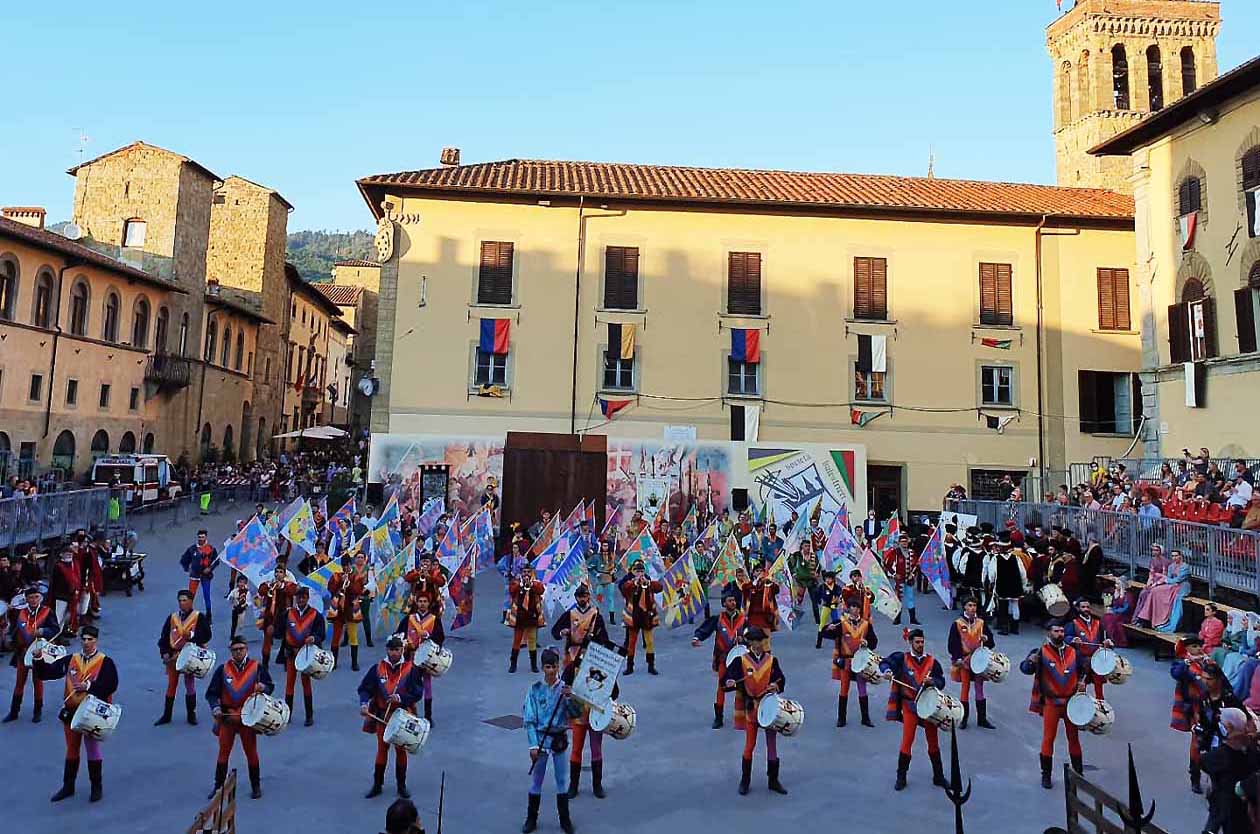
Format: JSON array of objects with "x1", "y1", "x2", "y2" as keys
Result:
[
  {"x1": 606, "y1": 440, "x2": 732, "y2": 533},
  {"x1": 746, "y1": 447, "x2": 858, "y2": 532},
  {"x1": 368, "y1": 435, "x2": 505, "y2": 522}
]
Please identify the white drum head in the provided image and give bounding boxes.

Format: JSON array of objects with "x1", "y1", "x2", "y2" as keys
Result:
[
  {"x1": 1091, "y1": 648, "x2": 1116, "y2": 676},
  {"x1": 589, "y1": 706, "x2": 612, "y2": 733},
  {"x1": 241, "y1": 696, "x2": 265, "y2": 726},
  {"x1": 1066, "y1": 693, "x2": 1096, "y2": 726},
  {"x1": 295, "y1": 645, "x2": 313, "y2": 670},
  {"x1": 756, "y1": 694, "x2": 782, "y2": 728},
  {"x1": 915, "y1": 688, "x2": 939, "y2": 720},
  {"x1": 725, "y1": 645, "x2": 749, "y2": 667},
  {"x1": 852, "y1": 648, "x2": 874, "y2": 669},
  {"x1": 414, "y1": 641, "x2": 435, "y2": 665},
  {"x1": 969, "y1": 647, "x2": 993, "y2": 675}
]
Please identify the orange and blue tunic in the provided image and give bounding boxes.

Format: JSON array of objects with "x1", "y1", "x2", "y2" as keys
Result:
[
  {"x1": 826, "y1": 617, "x2": 876, "y2": 681},
  {"x1": 723, "y1": 650, "x2": 786, "y2": 730},
  {"x1": 1064, "y1": 615, "x2": 1103, "y2": 660},
  {"x1": 206, "y1": 658, "x2": 273, "y2": 717},
  {"x1": 947, "y1": 616, "x2": 993, "y2": 682},
  {"x1": 284, "y1": 605, "x2": 326, "y2": 649},
  {"x1": 1169, "y1": 657, "x2": 1208, "y2": 732},
  {"x1": 357, "y1": 658, "x2": 423, "y2": 732},
  {"x1": 880, "y1": 651, "x2": 945, "y2": 720},
  {"x1": 1020, "y1": 643, "x2": 1083, "y2": 714}
]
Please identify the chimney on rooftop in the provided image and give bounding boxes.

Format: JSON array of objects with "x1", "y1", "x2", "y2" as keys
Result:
[
  {"x1": 440, "y1": 147, "x2": 461, "y2": 167},
  {"x1": 2, "y1": 207, "x2": 46, "y2": 229}
]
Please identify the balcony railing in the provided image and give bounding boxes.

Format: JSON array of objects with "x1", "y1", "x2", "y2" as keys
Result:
[
  {"x1": 300, "y1": 384, "x2": 323, "y2": 406},
  {"x1": 145, "y1": 353, "x2": 193, "y2": 390}
]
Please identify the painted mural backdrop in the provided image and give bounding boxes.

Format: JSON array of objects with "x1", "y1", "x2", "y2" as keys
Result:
[
  {"x1": 369, "y1": 434, "x2": 505, "y2": 521},
  {"x1": 606, "y1": 440, "x2": 731, "y2": 531},
  {"x1": 746, "y1": 447, "x2": 858, "y2": 531}
]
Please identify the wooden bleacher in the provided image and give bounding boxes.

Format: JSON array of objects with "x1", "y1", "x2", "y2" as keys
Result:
[{"x1": 1099, "y1": 574, "x2": 1249, "y2": 661}]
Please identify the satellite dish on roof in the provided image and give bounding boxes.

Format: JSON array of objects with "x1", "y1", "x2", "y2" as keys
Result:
[
  {"x1": 61, "y1": 222, "x2": 83, "y2": 241},
  {"x1": 358, "y1": 376, "x2": 378, "y2": 397}
]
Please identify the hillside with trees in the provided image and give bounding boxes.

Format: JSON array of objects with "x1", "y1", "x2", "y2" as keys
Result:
[{"x1": 287, "y1": 230, "x2": 375, "y2": 282}]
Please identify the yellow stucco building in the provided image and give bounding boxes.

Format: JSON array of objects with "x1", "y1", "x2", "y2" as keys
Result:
[{"x1": 1092, "y1": 54, "x2": 1260, "y2": 458}]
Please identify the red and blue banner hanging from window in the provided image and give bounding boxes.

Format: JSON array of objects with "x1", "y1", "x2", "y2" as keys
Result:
[
  {"x1": 730, "y1": 328, "x2": 760, "y2": 364},
  {"x1": 479, "y1": 318, "x2": 511, "y2": 354}
]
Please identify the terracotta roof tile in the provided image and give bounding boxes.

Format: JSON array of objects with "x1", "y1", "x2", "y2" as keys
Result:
[
  {"x1": 359, "y1": 159, "x2": 1134, "y2": 221},
  {"x1": 316, "y1": 284, "x2": 363, "y2": 306},
  {"x1": 334, "y1": 258, "x2": 380, "y2": 268}
]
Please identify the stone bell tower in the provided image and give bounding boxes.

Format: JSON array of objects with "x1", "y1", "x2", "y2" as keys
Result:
[{"x1": 1047, "y1": 0, "x2": 1220, "y2": 193}]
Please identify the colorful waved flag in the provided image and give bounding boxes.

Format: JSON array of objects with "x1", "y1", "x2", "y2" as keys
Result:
[
  {"x1": 369, "y1": 522, "x2": 397, "y2": 567},
  {"x1": 918, "y1": 523, "x2": 954, "y2": 608},
  {"x1": 448, "y1": 547, "x2": 476, "y2": 631},
  {"x1": 600, "y1": 504, "x2": 621, "y2": 542},
  {"x1": 584, "y1": 501, "x2": 596, "y2": 527},
  {"x1": 696, "y1": 520, "x2": 720, "y2": 552},
  {"x1": 856, "y1": 547, "x2": 902, "y2": 621},
  {"x1": 331, "y1": 495, "x2": 357, "y2": 528},
  {"x1": 707, "y1": 534, "x2": 744, "y2": 589},
  {"x1": 542, "y1": 537, "x2": 588, "y2": 589},
  {"x1": 980, "y1": 338, "x2": 1013, "y2": 350},
  {"x1": 282, "y1": 499, "x2": 319, "y2": 556},
  {"x1": 622, "y1": 529, "x2": 665, "y2": 579},
  {"x1": 533, "y1": 528, "x2": 567, "y2": 575},
  {"x1": 436, "y1": 517, "x2": 465, "y2": 577},
  {"x1": 222, "y1": 516, "x2": 280, "y2": 588},
  {"x1": 873, "y1": 514, "x2": 900, "y2": 555},
  {"x1": 298, "y1": 560, "x2": 341, "y2": 614},
  {"x1": 415, "y1": 497, "x2": 444, "y2": 539},
  {"x1": 681, "y1": 504, "x2": 699, "y2": 545},
  {"x1": 317, "y1": 494, "x2": 329, "y2": 521},
  {"x1": 374, "y1": 541, "x2": 414, "y2": 637},
  {"x1": 776, "y1": 579, "x2": 800, "y2": 631},
  {"x1": 834, "y1": 501, "x2": 850, "y2": 534},
  {"x1": 820, "y1": 515, "x2": 861, "y2": 572},
  {"x1": 377, "y1": 492, "x2": 401, "y2": 529},
  {"x1": 276, "y1": 496, "x2": 304, "y2": 532},
  {"x1": 560, "y1": 501, "x2": 586, "y2": 544},
  {"x1": 599, "y1": 398, "x2": 633, "y2": 420},
  {"x1": 661, "y1": 549, "x2": 705, "y2": 628},
  {"x1": 529, "y1": 513, "x2": 561, "y2": 558}
]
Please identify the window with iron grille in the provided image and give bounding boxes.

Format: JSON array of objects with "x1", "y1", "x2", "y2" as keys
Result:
[
  {"x1": 978, "y1": 263, "x2": 1013, "y2": 326},
  {"x1": 1096, "y1": 268, "x2": 1131, "y2": 331},
  {"x1": 981, "y1": 365, "x2": 1014, "y2": 406},
  {"x1": 726, "y1": 252, "x2": 762, "y2": 315},
  {"x1": 603, "y1": 246, "x2": 639, "y2": 310},
  {"x1": 727, "y1": 358, "x2": 759, "y2": 397},
  {"x1": 853, "y1": 257, "x2": 888, "y2": 320},
  {"x1": 477, "y1": 241, "x2": 514, "y2": 305}
]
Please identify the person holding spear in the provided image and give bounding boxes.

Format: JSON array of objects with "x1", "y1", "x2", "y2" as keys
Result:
[{"x1": 522, "y1": 647, "x2": 581, "y2": 833}]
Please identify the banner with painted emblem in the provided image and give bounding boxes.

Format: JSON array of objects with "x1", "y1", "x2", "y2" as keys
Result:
[
  {"x1": 447, "y1": 546, "x2": 476, "y2": 631},
  {"x1": 621, "y1": 529, "x2": 665, "y2": 580},
  {"x1": 415, "y1": 497, "x2": 445, "y2": 539},
  {"x1": 374, "y1": 540, "x2": 414, "y2": 637},
  {"x1": 820, "y1": 515, "x2": 861, "y2": 572},
  {"x1": 571, "y1": 641, "x2": 623, "y2": 712},
  {"x1": 222, "y1": 516, "x2": 279, "y2": 587},
  {"x1": 282, "y1": 499, "x2": 319, "y2": 556},
  {"x1": 369, "y1": 522, "x2": 397, "y2": 568},
  {"x1": 661, "y1": 549, "x2": 705, "y2": 628},
  {"x1": 918, "y1": 523, "x2": 954, "y2": 608},
  {"x1": 708, "y1": 534, "x2": 743, "y2": 589},
  {"x1": 856, "y1": 547, "x2": 902, "y2": 621}
]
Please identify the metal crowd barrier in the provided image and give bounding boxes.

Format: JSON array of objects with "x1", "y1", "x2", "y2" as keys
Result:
[
  {"x1": 0, "y1": 487, "x2": 113, "y2": 556},
  {"x1": 944, "y1": 499, "x2": 1260, "y2": 599}
]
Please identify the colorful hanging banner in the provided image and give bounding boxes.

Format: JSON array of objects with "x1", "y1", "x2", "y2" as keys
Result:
[
  {"x1": 731, "y1": 328, "x2": 761, "y2": 363},
  {"x1": 479, "y1": 318, "x2": 511, "y2": 354}
]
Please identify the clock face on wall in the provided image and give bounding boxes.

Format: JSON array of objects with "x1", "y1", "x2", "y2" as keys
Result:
[{"x1": 374, "y1": 216, "x2": 395, "y2": 263}]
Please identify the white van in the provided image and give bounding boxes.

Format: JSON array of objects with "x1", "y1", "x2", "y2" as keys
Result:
[{"x1": 92, "y1": 454, "x2": 181, "y2": 505}]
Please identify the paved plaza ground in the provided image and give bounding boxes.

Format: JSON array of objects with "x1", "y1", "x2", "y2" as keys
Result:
[{"x1": 1, "y1": 504, "x2": 1217, "y2": 833}]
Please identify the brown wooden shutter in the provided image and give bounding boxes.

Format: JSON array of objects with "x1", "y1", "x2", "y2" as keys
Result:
[
  {"x1": 996, "y1": 264, "x2": 1013, "y2": 324},
  {"x1": 871, "y1": 258, "x2": 887, "y2": 319},
  {"x1": 1077, "y1": 370, "x2": 1099, "y2": 434},
  {"x1": 1200, "y1": 297, "x2": 1218, "y2": 358},
  {"x1": 1168, "y1": 302, "x2": 1190, "y2": 362},
  {"x1": 478, "y1": 241, "x2": 514, "y2": 305},
  {"x1": 852, "y1": 257, "x2": 887, "y2": 320},
  {"x1": 603, "y1": 246, "x2": 639, "y2": 310},
  {"x1": 1179, "y1": 177, "x2": 1201, "y2": 215},
  {"x1": 979, "y1": 263, "x2": 1012, "y2": 325},
  {"x1": 1243, "y1": 148, "x2": 1260, "y2": 191},
  {"x1": 1235, "y1": 288, "x2": 1257, "y2": 354},
  {"x1": 1113, "y1": 268, "x2": 1131, "y2": 331},
  {"x1": 727, "y1": 252, "x2": 762, "y2": 315},
  {"x1": 1097, "y1": 269, "x2": 1115, "y2": 330}
]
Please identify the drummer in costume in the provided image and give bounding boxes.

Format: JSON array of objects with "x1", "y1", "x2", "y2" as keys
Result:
[
  {"x1": 692, "y1": 590, "x2": 748, "y2": 728},
  {"x1": 821, "y1": 600, "x2": 878, "y2": 729},
  {"x1": 552, "y1": 584, "x2": 609, "y2": 666},
  {"x1": 522, "y1": 647, "x2": 581, "y2": 834},
  {"x1": 282, "y1": 586, "x2": 326, "y2": 727},
  {"x1": 814, "y1": 571, "x2": 842, "y2": 649},
  {"x1": 1064, "y1": 597, "x2": 1113, "y2": 699},
  {"x1": 257, "y1": 555, "x2": 298, "y2": 665},
  {"x1": 947, "y1": 597, "x2": 998, "y2": 730},
  {"x1": 509, "y1": 564, "x2": 546, "y2": 674},
  {"x1": 740, "y1": 562, "x2": 779, "y2": 640},
  {"x1": 560, "y1": 637, "x2": 619, "y2": 800},
  {"x1": 4, "y1": 586, "x2": 58, "y2": 723},
  {"x1": 879, "y1": 627, "x2": 947, "y2": 790},
  {"x1": 619, "y1": 560, "x2": 663, "y2": 676},
  {"x1": 1169, "y1": 635, "x2": 1211, "y2": 794},
  {"x1": 206, "y1": 635, "x2": 274, "y2": 800},
  {"x1": 154, "y1": 589, "x2": 212, "y2": 726},
  {"x1": 723, "y1": 626, "x2": 788, "y2": 796},
  {"x1": 37, "y1": 625, "x2": 118, "y2": 803},
  {"x1": 1019, "y1": 619, "x2": 1088, "y2": 789},
  {"x1": 398, "y1": 593, "x2": 444, "y2": 726},
  {"x1": 358, "y1": 636, "x2": 425, "y2": 799}
]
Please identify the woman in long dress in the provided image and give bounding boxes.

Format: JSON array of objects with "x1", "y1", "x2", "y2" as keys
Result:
[{"x1": 1133, "y1": 548, "x2": 1192, "y2": 632}]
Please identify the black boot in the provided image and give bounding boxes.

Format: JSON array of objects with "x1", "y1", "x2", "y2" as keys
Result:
[
  {"x1": 154, "y1": 696, "x2": 175, "y2": 726},
  {"x1": 365, "y1": 764, "x2": 385, "y2": 798},
  {"x1": 976, "y1": 699, "x2": 996, "y2": 729},
  {"x1": 1190, "y1": 763, "x2": 1203, "y2": 794},
  {"x1": 738, "y1": 757, "x2": 752, "y2": 795},
  {"x1": 623, "y1": 657, "x2": 634, "y2": 676},
  {"x1": 557, "y1": 794, "x2": 575, "y2": 834},
  {"x1": 424, "y1": 698, "x2": 433, "y2": 727},
  {"x1": 646, "y1": 653, "x2": 658, "y2": 675},
  {"x1": 836, "y1": 697, "x2": 847, "y2": 728},
  {"x1": 1070, "y1": 755, "x2": 1084, "y2": 776},
  {"x1": 396, "y1": 764, "x2": 410, "y2": 799},
  {"x1": 285, "y1": 695, "x2": 294, "y2": 715},
  {"x1": 767, "y1": 759, "x2": 788, "y2": 795},
  {"x1": 894, "y1": 753, "x2": 910, "y2": 791},
  {"x1": 185, "y1": 695, "x2": 199, "y2": 725},
  {"x1": 712, "y1": 703, "x2": 724, "y2": 729},
  {"x1": 815, "y1": 631, "x2": 824, "y2": 649},
  {"x1": 509, "y1": 649, "x2": 519, "y2": 673},
  {"x1": 930, "y1": 753, "x2": 947, "y2": 788},
  {"x1": 208, "y1": 763, "x2": 228, "y2": 800},
  {"x1": 959, "y1": 702, "x2": 969, "y2": 730},
  {"x1": 529, "y1": 650, "x2": 539, "y2": 673},
  {"x1": 909, "y1": 608, "x2": 920, "y2": 625},
  {"x1": 350, "y1": 645, "x2": 360, "y2": 672},
  {"x1": 567, "y1": 760, "x2": 581, "y2": 798},
  {"x1": 304, "y1": 694, "x2": 314, "y2": 727},
  {"x1": 522, "y1": 793, "x2": 541, "y2": 833},
  {"x1": 1040, "y1": 755, "x2": 1053, "y2": 789},
  {"x1": 591, "y1": 760, "x2": 605, "y2": 799},
  {"x1": 50, "y1": 759, "x2": 78, "y2": 802},
  {"x1": 858, "y1": 696, "x2": 874, "y2": 727},
  {"x1": 1011, "y1": 618, "x2": 1020, "y2": 635},
  {"x1": 332, "y1": 646, "x2": 340, "y2": 670},
  {"x1": 87, "y1": 760, "x2": 103, "y2": 803},
  {"x1": 249, "y1": 765, "x2": 262, "y2": 799},
  {"x1": 32, "y1": 699, "x2": 42, "y2": 723},
  {"x1": 3, "y1": 694, "x2": 21, "y2": 722}
]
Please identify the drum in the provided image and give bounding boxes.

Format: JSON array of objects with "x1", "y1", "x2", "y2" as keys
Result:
[
  {"x1": 24, "y1": 638, "x2": 68, "y2": 667},
  {"x1": 1090, "y1": 648, "x2": 1132, "y2": 685},
  {"x1": 414, "y1": 641, "x2": 454, "y2": 677},
  {"x1": 1037, "y1": 583, "x2": 1070, "y2": 618},
  {"x1": 0, "y1": 600, "x2": 7, "y2": 618},
  {"x1": 9, "y1": 593, "x2": 27, "y2": 612},
  {"x1": 756, "y1": 694, "x2": 805, "y2": 736},
  {"x1": 382, "y1": 710, "x2": 431, "y2": 753},
  {"x1": 1066, "y1": 693, "x2": 1114, "y2": 735},
  {"x1": 589, "y1": 700, "x2": 637, "y2": 740},
  {"x1": 241, "y1": 694, "x2": 290, "y2": 736},
  {"x1": 968, "y1": 647, "x2": 1011, "y2": 683},
  {"x1": 851, "y1": 648, "x2": 884, "y2": 683},
  {"x1": 175, "y1": 644, "x2": 216, "y2": 679},
  {"x1": 915, "y1": 687, "x2": 965, "y2": 730},
  {"x1": 725, "y1": 645, "x2": 749, "y2": 668},
  {"x1": 294, "y1": 645, "x2": 335, "y2": 679},
  {"x1": 70, "y1": 695, "x2": 122, "y2": 741}
]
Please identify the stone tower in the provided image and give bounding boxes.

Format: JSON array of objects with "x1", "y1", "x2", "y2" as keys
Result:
[{"x1": 1047, "y1": 0, "x2": 1220, "y2": 193}]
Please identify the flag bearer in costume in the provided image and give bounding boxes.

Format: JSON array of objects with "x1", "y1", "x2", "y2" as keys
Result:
[
  {"x1": 206, "y1": 635, "x2": 273, "y2": 800},
  {"x1": 1019, "y1": 620, "x2": 1088, "y2": 789},
  {"x1": 498, "y1": 538, "x2": 530, "y2": 618},
  {"x1": 180, "y1": 528, "x2": 218, "y2": 624},
  {"x1": 282, "y1": 586, "x2": 327, "y2": 727},
  {"x1": 509, "y1": 564, "x2": 546, "y2": 674},
  {"x1": 588, "y1": 539, "x2": 619, "y2": 624},
  {"x1": 879, "y1": 627, "x2": 947, "y2": 791},
  {"x1": 723, "y1": 626, "x2": 788, "y2": 796},
  {"x1": 4, "y1": 586, "x2": 58, "y2": 723},
  {"x1": 397, "y1": 592, "x2": 444, "y2": 725},
  {"x1": 1065, "y1": 596, "x2": 1113, "y2": 700},
  {"x1": 740, "y1": 562, "x2": 779, "y2": 639},
  {"x1": 620, "y1": 560, "x2": 663, "y2": 676},
  {"x1": 815, "y1": 571, "x2": 842, "y2": 649},
  {"x1": 884, "y1": 533, "x2": 920, "y2": 625},
  {"x1": 790, "y1": 540, "x2": 821, "y2": 628},
  {"x1": 155, "y1": 589, "x2": 212, "y2": 726},
  {"x1": 821, "y1": 599, "x2": 878, "y2": 728},
  {"x1": 358, "y1": 636, "x2": 425, "y2": 800},
  {"x1": 560, "y1": 637, "x2": 620, "y2": 800},
  {"x1": 522, "y1": 647, "x2": 581, "y2": 834},
  {"x1": 329, "y1": 553, "x2": 369, "y2": 672},
  {"x1": 1169, "y1": 635, "x2": 1211, "y2": 794},
  {"x1": 257, "y1": 554, "x2": 298, "y2": 665},
  {"x1": 552, "y1": 584, "x2": 609, "y2": 666},
  {"x1": 947, "y1": 597, "x2": 997, "y2": 730},
  {"x1": 692, "y1": 589, "x2": 748, "y2": 728},
  {"x1": 36, "y1": 625, "x2": 117, "y2": 803}
]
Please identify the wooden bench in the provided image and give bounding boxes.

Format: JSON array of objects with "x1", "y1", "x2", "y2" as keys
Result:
[{"x1": 1121, "y1": 623, "x2": 1192, "y2": 660}]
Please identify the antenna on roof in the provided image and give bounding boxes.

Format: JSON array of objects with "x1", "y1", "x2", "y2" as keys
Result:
[
  {"x1": 73, "y1": 128, "x2": 91, "y2": 163},
  {"x1": 927, "y1": 147, "x2": 936, "y2": 179}
]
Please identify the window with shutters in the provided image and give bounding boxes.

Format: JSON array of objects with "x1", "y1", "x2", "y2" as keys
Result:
[
  {"x1": 1178, "y1": 177, "x2": 1202, "y2": 216},
  {"x1": 978, "y1": 263, "x2": 1013, "y2": 326},
  {"x1": 727, "y1": 358, "x2": 759, "y2": 397},
  {"x1": 476, "y1": 241, "x2": 515, "y2": 305},
  {"x1": 1077, "y1": 370, "x2": 1141, "y2": 435},
  {"x1": 603, "y1": 246, "x2": 640, "y2": 310},
  {"x1": 1235, "y1": 263, "x2": 1260, "y2": 355},
  {"x1": 726, "y1": 252, "x2": 762, "y2": 316},
  {"x1": 1169, "y1": 278, "x2": 1215, "y2": 362},
  {"x1": 853, "y1": 257, "x2": 888, "y2": 320},
  {"x1": 980, "y1": 365, "x2": 1014, "y2": 406},
  {"x1": 1244, "y1": 148, "x2": 1260, "y2": 240},
  {"x1": 1096, "y1": 268, "x2": 1131, "y2": 330}
]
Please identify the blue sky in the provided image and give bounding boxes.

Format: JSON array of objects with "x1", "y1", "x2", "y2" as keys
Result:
[{"x1": 2, "y1": 1, "x2": 1256, "y2": 231}]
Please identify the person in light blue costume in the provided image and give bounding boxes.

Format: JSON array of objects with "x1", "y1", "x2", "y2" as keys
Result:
[{"x1": 522, "y1": 647, "x2": 581, "y2": 833}]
